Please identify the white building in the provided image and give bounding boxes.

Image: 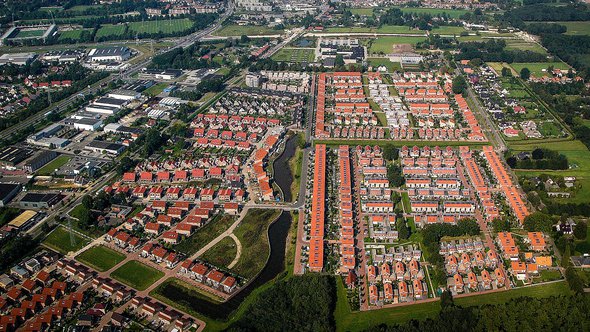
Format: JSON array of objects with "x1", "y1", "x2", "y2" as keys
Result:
[{"x1": 87, "y1": 47, "x2": 131, "y2": 62}]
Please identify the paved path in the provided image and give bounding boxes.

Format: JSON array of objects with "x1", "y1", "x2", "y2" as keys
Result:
[{"x1": 227, "y1": 233, "x2": 242, "y2": 269}]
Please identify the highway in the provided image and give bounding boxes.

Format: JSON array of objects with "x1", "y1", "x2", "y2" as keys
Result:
[{"x1": 0, "y1": 1, "x2": 235, "y2": 142}]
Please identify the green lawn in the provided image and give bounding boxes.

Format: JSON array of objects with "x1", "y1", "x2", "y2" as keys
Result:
[
  {"x1": 14, "y1": 29, "x2": 46, "y2": 38},
  {"x1": 69, "y1": 203, "x2": 87, "y2": 220},
  {"x1": 76, "y1": 245, "x2": 125, "y2": 272},
  {"x1": 367, "y1": 58, "x2": 401, "y2": 72},
  {"x1": 369, "y1": 36, "x2": 427, "y2": 54},
  {"x1": 111, "y1": 260, "x2": 164, "y2": 291},
  {"x1": 128, "y1": 18, "x2": 193, "y2": 34},
  {"x1": 174, "y1": 215, "x2": 235, "y2": 255},
  {"x1": 504, "y1": 40, "x2": 547, "y2": 55},
  {"x1": 36, "y1": 155, "x2": 71, "y2": 176},
  {"x1": 336, "y1": 279, "x2": 570, "y2": 331},
  {"x1": 537, "y1": 269, "x2": 563, "y2": 282},
  {"x1": 143, "y1": 82, "x2": 168, "y2": 96},
  {"x1": 214, "y1": 25, "x2": 282, "y2": 37},
  {"x1": 510, "y1": 62, "x2": 571, "y2": 77},
  {"x1": 201, "y1": 236, "x2": 237, "y2": 269},
  {"x1": 95, "y1": 24, "x2": 126, "y2": 38},
  {"x1": 43, "y1": 226, "x2": 89, "y2": 254},
  {"x1": 272, "y1": 48, "x2": 315, "y2": 63},
  {"x1": 231, "y1": 209, "x2": 282, "y2": 279},
  {"x1": 395, "y1": 6, "x2": 470, "y2": 18},
  {"x1": 66, "y1": 5, "x2": 102, "y2": 12},
  {"x1": 323, "y1": 26, "x2": 425, "y2": 34}
]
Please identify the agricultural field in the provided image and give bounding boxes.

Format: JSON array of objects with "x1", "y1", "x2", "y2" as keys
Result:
[
  {"x1": 369, "y1": 36, "x2": 427, "y2": 54},
  {"x1": 214, "y1": 24, "x2": 282, "y2": 37},
  {"x1": 95, "y1": 24, "x2": 126, "y2": 38},
  {"x1": 431, "y1": 25, "x2": 466, "y2": 35},
  {"x1": 75, "y1": 245, "x2": 125, "y2": 272},
  {"x1": 42, "y1": 226, "x2": 89, "y2": 254},
  {"x1": 272, "y1": 48, "x2": 315, "y2": 63},
  {"x1": 504, "y1": 40, "x2": 548, "y2": 55},
  {"x1": 510, "y1": 62, "x2": 571, "y2": 77},
  {"x1": 551, "y1": 21, "x2": 590, "y2": 36},
  {"x1": 111, "y1": 260, "x2": 164, "y2": 290},
  {"x1": 128, "y1": 18, "x2": 193, "y2": 34}
]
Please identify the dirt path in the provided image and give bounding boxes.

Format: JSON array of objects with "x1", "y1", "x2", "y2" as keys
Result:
[{"x1": 227, "y1": 233, "x2": 242, "y2": 269}]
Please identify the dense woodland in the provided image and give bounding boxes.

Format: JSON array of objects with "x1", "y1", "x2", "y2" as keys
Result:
[
  {"x1": 227, "y1": 275, "x2": 336, "y2": 332},
  {"x1": 506, "y1": 148, "x2": 569, "y2": 170}
]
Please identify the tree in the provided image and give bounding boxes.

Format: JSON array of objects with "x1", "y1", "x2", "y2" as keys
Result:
[
  {"x1": 116, "y1": 156, "x2": 136, "y2": 175},
  {"x1": 397, "y1": 218, "x2": 410, "y2": 240},
  {"x1": 335, "y1": 54, "x2": 345, "y2": 67},
  {"x1": 523, "y1": 211, "x2": 555, "y2": 233},
  {"x1": 520, "y1": 67, "x2": 531, "y2": 80},
  {"x1": 451, "y1": 75, "x2": 467, "y2": 94},
  {"x1": 492, "y1": 218, "x2": 511, "y2": 232},
  {"x1": 440, "y1": 290, "x2": 454, "y2": 309},
  {"x1": 573, "y1": 221, "x2": 587, "y2": 240},
  {"x1": 501, "y1": 67, "x2": 512, "y2": 77},
  {"x1": 382, "y1": 144, "x2": 399, "y2": 161},
  {"x1": 81, "y1": 195, "x2": 93, "y2": 209}
]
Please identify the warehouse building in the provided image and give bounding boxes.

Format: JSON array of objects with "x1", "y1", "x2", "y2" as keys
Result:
[
  {"x1": 19, "y1": 193, "x2": 63, "y2": 209},
  {"x1": 0, "y1": 183, "x2": 21, "y2": 207},
  {"x1": 87, "y1": 46, "x2": 131, "y2": 62}
]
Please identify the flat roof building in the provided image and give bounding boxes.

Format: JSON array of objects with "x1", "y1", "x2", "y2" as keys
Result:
[
  {"x1": 19, "y1": 193, "x2": 63, "y2": 209},
  {"x1": 0, "y1": 53, "x2": 36, "y2": 66},
  {"x1": 88, "y1": 46, "x2": 131, "y2": 62},
  {"x1": 85, "y1": 140, "x2": 126, "y2": 155},
  {"x1": 0, "y1": 183, "x2": 21, "y2": 207},
  {"x1": 8, "y1": 210, "x2": 37, "y2": 229}
]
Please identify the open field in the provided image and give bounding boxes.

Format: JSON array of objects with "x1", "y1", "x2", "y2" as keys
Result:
[
  {"x1": 214, "y1": 24, "x2": 282, "y2": 37},
  {"x1": 349, "y1": 8, "x2": 374, "y2": 16},
  {"x1": 553, "y1": 21, "x2": 590, "y2": 36},
  {"x1": 143, "y1": 82, "x2": 168, "y2": 96},
  {"x1": 95, "y1": 24, "x2": 126, "y2": 38},
  {"x1": 174, "y1": 215, "x2": 235, "y2": 255},
  {"x1": 43, "y1": 226, "x2": 89, "y2": 254},
  {"x1": 66, "y1": 5, "x2": 103, "y2": 12},
  {"x1": 367, "y1": 58, "x2": 401, "y2": 72},
  {"x1": 504, "y1": 40, "x2": 547, "y2": 54},
  {"x1": 231, "y1": 209, "x2": 281, "y2": 279},
  {"x1": 111, "y1": 260, "x2": 164, "y2": 291},
  {"x1": 76, "y1": 245, "x2": 125, "y2": 272},
  {"x1": 335, "y1": 279, "x2": 570, "y2": 331},
  {"x1": 201, "y1": 236, "x2": 237, "y2": 268},
  {"x1": 510, "y1": 62, "x2": 570, "y2": 77},
  {"x1": 128, "y1": 18, "x2": 193, "y2": 34},
  {"x1": 58, "y1": 29, "x2": 91, "y2": 41},
  {"x1": 395, "y1": 7, "x2": 470, "y2": 18},
  {"x1": 324, "y1": 25, "x2": 425, "y2": 34},
  {"x1": 272, "y1": 48, "x2": 315, "y2": 63},
  {"x1": 369, "y1": 36, "x2": 427, "y2": 54},
  {"x1": 431, "y1": 25, "x2": 466, "y2": 35},
  {"x1": 36, "y1": 155, "x2": 71, "y2": 176}
]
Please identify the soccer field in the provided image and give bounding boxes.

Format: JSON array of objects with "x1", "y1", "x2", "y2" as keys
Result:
[
  {"x1": 58, "y1": 29, "x2": 90, "y2": 41},
  {"x1": 272, "y1": 48, "x2": 315, "y2": 63},
  {"x1": 128, "y1": 18, "x2": 193, "y2": 34},
  {"x1": 14, "y1": 29, "x2": 46, "y2": 38},
  {"x1": 369, "y1": 36, "x2": 427, "y2": 54},
  {"x1": 96, "y1": 24, "x2": 126, "y2": 38}
]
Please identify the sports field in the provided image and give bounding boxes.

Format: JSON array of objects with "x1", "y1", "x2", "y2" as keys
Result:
[
  {"x1": 14, "y1": 29, "x2": 46, "y2": 38},
  {"x1": 111, "y1": 260, "x2": 164, "y2": 290},
  {"x1": 95, "y1": 24, "x2": 127, "y2": 38},
  {"x1": 128, "y1": 18, "x2": 193, "y2": 34},
  {"x1": 214, "y1": 24, "x2": 281, "y2": 37},
  {"x1": 369, "y1": 36, "x2": 427, "y2": 54},
  {"x1": 504, "y1": 40, "x2": 547, "y2": 55},
  {"x1": 58, "y1": 29, "x2": 91, "y2": 41},
  {"x1": 272, "y1": 48, "x2": 315, "y2": 63},
  {"x1": 510, "y1": 62, "x2": 570, "y2": 77},
  {"x1": 76, "y1": 245, "x2": 125, "y2": 272}
]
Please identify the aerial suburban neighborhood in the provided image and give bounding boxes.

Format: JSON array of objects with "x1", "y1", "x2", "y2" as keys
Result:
[{"x1": 0, "y1": 0, "x2": 589, "y2": 331}]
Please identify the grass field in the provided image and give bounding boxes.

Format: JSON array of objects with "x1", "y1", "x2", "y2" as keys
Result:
[
  {"x1": 324, "y1": 25, "x2": 425, "y2": 34},
  {"x1": 367, "y1": 58, "x2": 401, "y2": 72},
  {"x1": 272, "y1": 48, "x2": 315, "y2": 63},
  {"x1": 231, "y1": 209, "x2": 281, "y2": 279},
  {"x1": 128, "y1": 18, "x2": 193, "y2": 34},
  {"x1": 504, "y1": 40, "x2": 547, "y2": 55},
  {"x1": 369, "y1": 36, "x2": 427, "y2": 54},
  {"x1": 349, "y1": 8, "x2": 374, "y2": 16},
  {"x1": 58, "y1": 29, "x2": 91, "y2": 41},
  {"x1": 335, "y1": 279, "x2": 570, "y2": 331},
  {"x1": 43, "y1": 226, "x2": 89, "y2": 254},
  {"x1": 36, "y1": 155, "x2": 71, "y2": 176},
  {"x1": 201, "y1": 236, "x2": 237, "y2": 268},
  {"x1": 431, "y1": 25, "x2": 466, "y2": 35},
  {"x1": 174, "y1": 215, "x2": 235, "y2": 255},
  {"x1": 111, "y1": 260, "x2": 164, "y2": 291},
  {"x1": 76, "y1": 245, "x2": 125, "y2": 272},
  {"x1": 553, "y1": 21, "x2": 590, "y2": 36},
  {"x1": 510, "y1": 62, "x2": 570, "y2": 77},
  {"x1": 395, "y1": 7, "x2": 470, "y2": 18},
  {"x1": 95, "y1": 24, "x2": 126, "y2": 38},
  {"x1": 66, "y1": 5, "x2": 102, "y2": 12},
  {"x1": 143, "y1": 82, "x2": 168, "y2": 96},
  {"x1": 69, "y1": 203, "x2": 87, "y2": 220},
  {"x1": 214, "y1": 24, "x2": 282, "y2": 37}
]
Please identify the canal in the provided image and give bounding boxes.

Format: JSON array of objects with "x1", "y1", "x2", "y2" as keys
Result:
[{"x1": 157, "y1": 136, "x2": 298, "y2": 320}]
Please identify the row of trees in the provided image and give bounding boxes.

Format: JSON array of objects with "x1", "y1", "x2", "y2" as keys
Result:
[
  {"x1": 506, "y1": 148, "x2": 569, "y2": 170},
  {"x1": 456, "y1": 40, "x2": 547, "y2": 63}
]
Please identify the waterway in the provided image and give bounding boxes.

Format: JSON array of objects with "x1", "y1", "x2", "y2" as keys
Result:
[{"x1": 157, "y1": 136, "x2": 298, "y2": 320}]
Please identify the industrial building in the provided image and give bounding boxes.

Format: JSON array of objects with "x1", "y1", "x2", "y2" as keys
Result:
[{"x1": 87, "y1": 46, "x2": 131, "y2": 62}]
